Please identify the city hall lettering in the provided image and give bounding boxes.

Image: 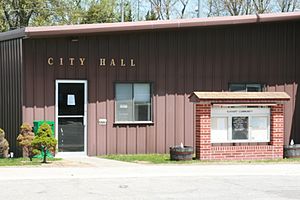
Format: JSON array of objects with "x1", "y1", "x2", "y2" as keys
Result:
[{"x1": 47, "y1": 57, "x2": 136, "y2": 67}]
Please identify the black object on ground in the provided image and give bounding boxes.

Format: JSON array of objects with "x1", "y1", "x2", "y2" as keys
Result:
[{"x1": 170, "y1": 146, "x2": 193, "y2": 161}]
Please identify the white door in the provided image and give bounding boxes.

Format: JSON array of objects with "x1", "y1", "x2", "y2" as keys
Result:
[{"x1": 55, "y1": 80, "x2": 87, "y2": 155}]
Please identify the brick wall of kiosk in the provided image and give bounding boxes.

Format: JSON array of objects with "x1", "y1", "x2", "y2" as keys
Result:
[{"x1": 195, "y1": 104, "x2": 284, "y2": 160}]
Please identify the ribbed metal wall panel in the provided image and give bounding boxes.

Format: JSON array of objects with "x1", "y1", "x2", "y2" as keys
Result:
[
  {"x1": 22, "y1": 20, "x2": 300, "y2": 155},
  {"x1": 0, "y1": 38, "x2": 23, "y2": 156}
]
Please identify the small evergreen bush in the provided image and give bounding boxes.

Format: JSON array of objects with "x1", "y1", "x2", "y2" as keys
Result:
[
  {"x1": 17, "y1": 123, "x2": 35, "y2": 161},
  {"x1": 0, "y1": 128, "x2": 9, "y2": 158},
  {"x1": 31, "y1": 123, "x2": 57, "y2": 163}
]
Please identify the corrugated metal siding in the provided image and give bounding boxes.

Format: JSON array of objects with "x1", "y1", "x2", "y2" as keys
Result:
[
  {"x1": 22, "y1": 21, "x2": 300, "y2": 155},
  {"x1": 293, "y1": 21, "x2": 300, "y2": 143},
  {"x1": 0, "y1": 38, "x2": 23, "y2": 156}
]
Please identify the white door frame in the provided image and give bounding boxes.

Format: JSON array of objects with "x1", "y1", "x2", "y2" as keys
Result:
[{"x1": 55, "y1": 80, "x2": 88, "y2": 156}]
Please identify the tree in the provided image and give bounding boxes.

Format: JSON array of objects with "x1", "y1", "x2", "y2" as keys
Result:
[
  {"x1": 0, "y1": 0, "x2": 46, "y2": 30},
  {"x1": 61, "y1": 0, "x2": 89, "y2": 25},
  {"x1": 84, "y1": 0, "x2": 119, "y2": 23},
  {"x1": 148, "y1": 0, "x2": 189, "y2": 20},
  {"x1": 31, "y1": 123, "x2": 57, "y2": 163},
  {"x1": 0, "y1": 6, "x2": 8, "y2": 31},
  {"x1": 252, "y1": 0, "x2": 271, "y2": 13},
  {"x1": 123, "y1": 0, "x2": 133, "y2": 22},
  {"x1": 179, "y1": 0, "x2": 189, "y2": 18},
  {"x1": 207, "y1": 0, "x2": 254, "y2": 16},
  {"x1": 0, "y1": 0, "x2": 92, "y2": 31},
  {"x1": 0, "y1": 17, "x2": 8, "y2": 32},
  {"x1": 145, "y1": 9, "x2": 158, "y2": 20},
  {"x1": 208, "y1": 0, "x2": 225, "y2": 16},
  {"x1": 0, "y1": 128, "x2": 9, "y2": 158},
  {"x1": 277, "y1": 0, "x2": 299, "y2": 12},
  {"x1": 17, "y1": 123, "x2": 35, "y2": 161},
  {"x1": 29, "y1": 0, "x2": 78, "y2": 26},
  {"x1": 224, "y1": 0, "x2": 247, "y2": 15}
]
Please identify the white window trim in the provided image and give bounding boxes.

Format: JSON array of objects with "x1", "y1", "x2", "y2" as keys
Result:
[{"x1": 55, "y1": 80, "x2": 88, "y2": 155}]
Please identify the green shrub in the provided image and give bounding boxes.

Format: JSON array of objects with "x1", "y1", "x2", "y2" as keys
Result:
[
  {"x1": 0, "y1": 128, "x2": 9, "y2": 158},
  {"x1": 31, "y1": 123, "x2": 57, "y2": 163},
  {"x1": 17, "y1": 123, "x2": 35, "y2": 161}
]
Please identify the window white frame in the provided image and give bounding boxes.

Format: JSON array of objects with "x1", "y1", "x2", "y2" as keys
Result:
[
  {"x1": 114, "y1": 83, "x2": 153, "y2": 124},
  {"x1": 211, "y1": 107, "x2": 270, "y2": 143},
  {"x1": 55, "y1": 80, "x2": 88, "y2": 156}
]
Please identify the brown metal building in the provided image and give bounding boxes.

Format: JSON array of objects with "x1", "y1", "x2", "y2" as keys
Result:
[{"x1": 0, "y1": 12, "x2": 300, "y2": 156}]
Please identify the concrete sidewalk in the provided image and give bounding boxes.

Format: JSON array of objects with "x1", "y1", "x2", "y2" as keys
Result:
[
  {"x1": 61, "y1": 156, "x2": 139, "y2": 168},
  {"x1": 1, "y1": 156, "x2": 300, "y2": 180}
]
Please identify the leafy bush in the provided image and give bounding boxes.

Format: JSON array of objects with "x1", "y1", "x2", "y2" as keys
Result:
[
  {"x1": 0, "y1": 128, "x2": 9, "y2": 158},
  {"x1": 31, "y1": 123, "x2": 57, "y2": 163},
  {"x1": 17, "y1": 123, "x2": 35, "y2": 161}
]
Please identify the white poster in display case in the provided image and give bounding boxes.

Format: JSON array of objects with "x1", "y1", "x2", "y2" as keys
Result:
[
  {"x1": 251, "y1": 116, "x2": 269, "y2": 141},
  {"x1": 211, "y1": 117, "x2": 228, "y2": 142}
]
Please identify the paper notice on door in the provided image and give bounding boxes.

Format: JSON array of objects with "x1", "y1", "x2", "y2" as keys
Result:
[{"x1": 67, "y1": 94, "x2": 75, "y2": 106}]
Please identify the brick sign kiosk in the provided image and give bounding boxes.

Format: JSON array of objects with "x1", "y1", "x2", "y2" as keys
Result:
[{"x1": 189, "y1": 92, "x2": 290, "y2": 160}]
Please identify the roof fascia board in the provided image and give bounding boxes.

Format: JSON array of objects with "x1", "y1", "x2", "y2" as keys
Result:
[
  {"x1": 0, "y1": 28, "x2": 26, "y2": 41},
  {"x1": 1, "y1": 12, "x2": 300, "y2": 40},
  {"x1": 24, "y1": 12, "x2": 300, "y2": 38}
]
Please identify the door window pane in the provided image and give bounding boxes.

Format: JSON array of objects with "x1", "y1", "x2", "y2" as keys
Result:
[
  {"x1": 58, "y1": 117, "x2": 84, "y2": 152},
  {"x1": 58, "y1": 83, "x2": 84, "y2": 115}
]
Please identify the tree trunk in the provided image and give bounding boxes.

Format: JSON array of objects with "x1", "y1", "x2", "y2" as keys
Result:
[
  {"x1": 29, "y1": 148, "x2": 33, "y2": 161},
  {"x1": 22, "y1": 147, "x2": 29, "y2": 158},
  {"x1": 42, "y1": 148, "x2": 47, "y2": 163}
]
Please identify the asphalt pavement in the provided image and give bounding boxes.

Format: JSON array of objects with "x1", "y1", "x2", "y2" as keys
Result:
[{"x1": 1, "y1": 157, "x2": 300, "y2": 200}]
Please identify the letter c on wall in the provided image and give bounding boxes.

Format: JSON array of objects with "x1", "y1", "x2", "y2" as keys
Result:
[{"x1": 48, "y1": 57, "x2": 54, "y2": 65}]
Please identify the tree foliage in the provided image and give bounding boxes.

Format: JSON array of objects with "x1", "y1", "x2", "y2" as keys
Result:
[
  {"x1": 0, "y1": 0, "x2": 37, "y2": 29},
  {"x1": 122, "y1": 0, "x2": 133, "y2": 22},
  {"x1": 0, "y1": 128, "x2": 9, "y2": 158},
  {"x1": 17, "y1": 123, "x2": 35, "y2": 161},
  {"x1": 84, "y1": 0, "x2": 119, "y2": 23},
  {"x1": 145, "y1": 9, "x2": 158, "y2": 20},
  {"x1": 0, "y1": 0, "x2": 92, "y2": 31},
  {"x1": 31, "y1": 123, "x2": 57, "y2": 163}
]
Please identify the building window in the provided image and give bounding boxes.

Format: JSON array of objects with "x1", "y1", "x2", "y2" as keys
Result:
[
  {"x1": 211, "y1": 107, "x2": 270, "y2": 143},
  {"x1": 115, "y1": 83, "x2": 152, "y2": 123},
  {"x1": 229, "y1": 83, "x2": 263, "y2": 92}
]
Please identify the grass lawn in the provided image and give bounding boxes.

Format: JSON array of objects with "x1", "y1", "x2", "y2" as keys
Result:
[
  {"x1": 0, "y1": 157, "x2": 62, "y2": 167},
  {"x1": 100, "y1": 154, "x2": 300, "y2": 165}
]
